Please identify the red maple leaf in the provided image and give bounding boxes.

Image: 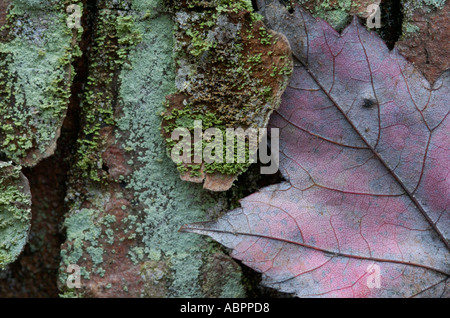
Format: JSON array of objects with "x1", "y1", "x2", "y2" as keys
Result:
[{"x1": 181, "y1": 2, "x2": 449, "y2": 297}]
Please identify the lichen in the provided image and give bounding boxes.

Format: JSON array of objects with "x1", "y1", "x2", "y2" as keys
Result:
[
  {"x1": 0, "y1": 0, "x2": 81, "y2": 166},
  {"x1": 61, "y1": 207, "x2": 101, "y2": 279},
  {"x1": 0, "y1": 161, "x2": 31, "y2": 269},
  {"x1": 59, "y1": 0, "x2": 246, "y2": 298},
  {"x1": 312, "y1": 0, "x2": 354, "y2": 31},
  {"x1": 275, "y1": 0, "x2": 360, "y2": 31},
  {"x1": 161, "y1": 0, "x2": 292, "y2": 189},
  {"x1": 116, "y1": 0, "x2": 246, "y2": 297},
  {"x1": 401, "y1": 0, "x2": 446, "y2": 37}
]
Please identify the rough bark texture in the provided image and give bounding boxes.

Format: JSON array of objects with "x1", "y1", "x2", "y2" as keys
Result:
[
  {"x1": 396, "y1": 0, "x2": 449, "y2": 84},
  {"x1": 0, "y1": 0, "x2": 248, "y2": 298},
  {"x1": 161, "y1": 1, "x2": 293, "y2": 191},
  {"x1": 0, "y1": 0, "x2": 77, "y2": 296},
  {"x1": 57, "y1": 0, "x2": 247, "y2": 297}
]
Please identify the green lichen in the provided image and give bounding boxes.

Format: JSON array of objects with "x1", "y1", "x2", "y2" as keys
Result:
[
  {"x1": 59, "y1": 184, "x2": 128, "y2": 290},
  {"x1": 59, "y1": 290, "x2": 82, "y2": 298},
  {"x1": 286, "y1": 0, "x2": 355, "y2": 31},
  {"x1": 168, "y1": 0, "x2": 253, "y2": 11},
  {"x1": 403, "y1": 0, "x2": 446, "y2": 10},
  {"x1": 0, "y1": 1, "x2": 81, "y2": 165},
  {"x1": 58, "y1": 0, "x2": 246, "y2": 298},
  {"x1": 0, "y1": 161, "x2": 31, "y2": 269},
  {"x1": 402, "y1": 22, "x2": 420, "y2": 36},
  {"x1": 60, "y1": 208, "x2": 102, "y2": 278},
  {"x1": 162, "y1": 104, "x2": 253, "y2": 176},
  {"x1": 115, "y1": 0, "x2": 246, "y2": 297}
]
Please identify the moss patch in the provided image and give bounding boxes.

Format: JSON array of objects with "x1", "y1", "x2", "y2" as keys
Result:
[
  {"x1": 73, "y1": 9, "x2": 142, "y2": 183},
  {"x1": 0, "y1": 161, "x2": 31, "y2": 268},
  {"x1": 161, "y1": 0, "x2": 292, "y2": 190}
]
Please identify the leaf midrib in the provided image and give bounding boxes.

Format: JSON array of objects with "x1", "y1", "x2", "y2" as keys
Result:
[
  {"x1": 269, "y1": 4, "x2": 449, "y2": 250},
  {"x1": 181, "y1": 224, "x2": 450, "y2": 276},
  {"x1": 291, "y1": 51, "x2": 450, "y2": 251}
]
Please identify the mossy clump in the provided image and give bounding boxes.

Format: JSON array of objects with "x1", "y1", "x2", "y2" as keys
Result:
[
  {"x1": 162, "y1": 0, "x2": 293, "y2": 191},
  {"x1": 73, "y1": 10, "x2": 142, "y2": 183},
  {"x1": 0, "y1": 161, "x2": 31, "y2": 269}
]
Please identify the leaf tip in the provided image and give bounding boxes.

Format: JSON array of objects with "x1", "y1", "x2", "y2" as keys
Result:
[
  {"x1": 178, "y1": 224, "x2": 191, "y2": 233},
  {"x1": 179, "y1": 222, "x2": 207, "y2": 234}
]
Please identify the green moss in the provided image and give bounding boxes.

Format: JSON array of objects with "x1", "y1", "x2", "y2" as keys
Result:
[
  {"x1": 162, "y1": 0, "x2": 292, "y2": 181},
  {"x1": 162, "y1": 104, "x2": 254, "y2": 176},
  {"x1": 73, "y1": 9, "x2": 142, "y2": 183},
  {"x1": 57, "y1": 0, "x2": 245, "y2": 298},
  {"x1": 311, "y1": 0, "x2": 353, "y2": 31},
  {"x1": 59, "y1": 290, "x2": 82, "y2": 298},
  {"x1": 0, "y1": 161, "x2": 31, "y2": 269}
]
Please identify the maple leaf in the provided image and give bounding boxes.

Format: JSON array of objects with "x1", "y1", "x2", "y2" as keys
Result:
[{"x1": 180, "y1": 1, "x2": 450, "y2": 298}]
